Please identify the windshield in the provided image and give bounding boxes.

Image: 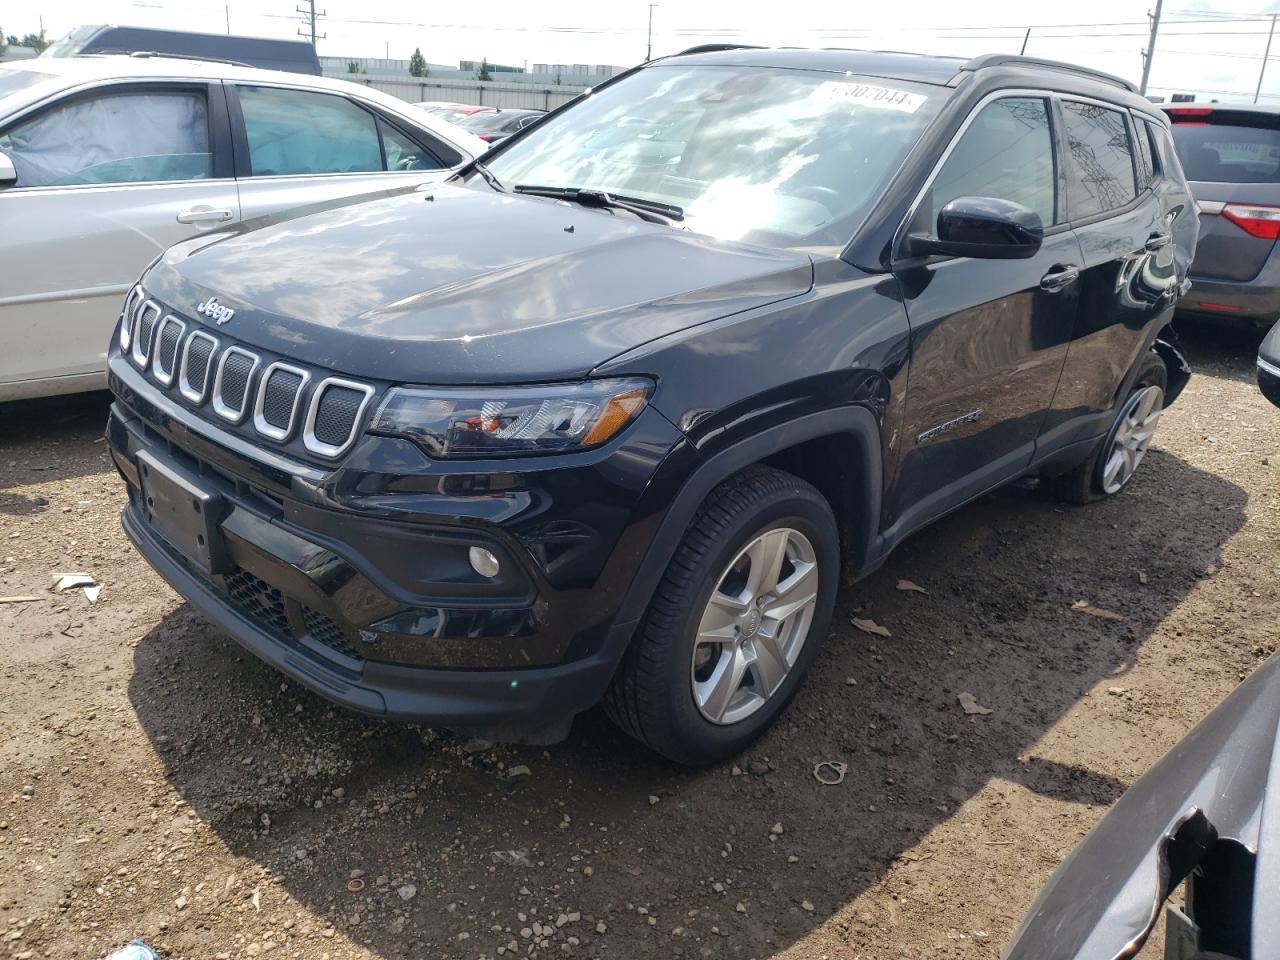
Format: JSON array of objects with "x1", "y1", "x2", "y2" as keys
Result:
[
  {"x1": 1171, "y1": 120, "x2": 1280, "y2": 183},
  {"x1": 484, "y1": 64, "x2": 942, "y2": 247}
]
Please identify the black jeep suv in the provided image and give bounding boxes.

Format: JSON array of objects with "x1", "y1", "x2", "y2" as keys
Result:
[{"x1": 107, "y1": 48, "x2": 1197, "y2": 764}]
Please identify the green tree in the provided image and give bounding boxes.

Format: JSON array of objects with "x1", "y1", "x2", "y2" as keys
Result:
[
  {"x1": 475, "y1": 57, "x2": 492, "y2": 82},
  {"x1": 0, "y1": 30, "x2": 7, "y2": 59},
  {"x1": 408, "y1": 47, "x2": 428, "y2": 78},
  {"x1": 347, "y1": 59, "x2": 361, "y2": 73},
  {"x1": 20, "y1": 31, "x2": 47, "y2": 53}
]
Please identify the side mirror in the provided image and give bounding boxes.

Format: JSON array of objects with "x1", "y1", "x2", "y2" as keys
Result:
[
  {"x1": 909, "y1": 196, "x2": 1043, "y2": 260},
  {"x1": 0, "y1": 151, "x2": 15, "y2": 187}
]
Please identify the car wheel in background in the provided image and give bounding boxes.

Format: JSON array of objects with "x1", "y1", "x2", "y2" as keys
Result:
[{"x1": 603, "y1": 466, "x2": 839, "y2": 765}]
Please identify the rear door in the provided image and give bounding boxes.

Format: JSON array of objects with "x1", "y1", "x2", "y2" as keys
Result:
[
  {"x1": 0, "y1": 80, "x2": 238, "y2": 394},
  {"x1": 227, "y1": 83, "x2": 463, "y2": 220},
  {"x1": 1042, "y1": 97, "x2": 1177, "y2": 447},
  {"x1": 890, "y1": 94, "x2": 1079, "y2": 525},
  {"x1": 1166, "y1": 107, "x2": 1280, "y2": 285}
]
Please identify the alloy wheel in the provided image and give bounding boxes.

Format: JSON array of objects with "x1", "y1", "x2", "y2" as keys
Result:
[
  {"x1": 690, "y1": 526, "x2": 819, "y2": 725},
  {"x1": 1101, "y1": 384, "x2": 1164, "y2": 494}
]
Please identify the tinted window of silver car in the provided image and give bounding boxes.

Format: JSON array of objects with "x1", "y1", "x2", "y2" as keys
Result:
[
  {"x1": 1061, "y1": 100, "x2": 1138, "y2": 219},
  {"x1": 239, "y1": 85, "x2": 383, "y2": 176},
  {"x1": 0, "y1": 91, "x2": 211, "y2": 187},
  {"x1": 916, "y1": 96, "x2": 1057, "y2": 233}
]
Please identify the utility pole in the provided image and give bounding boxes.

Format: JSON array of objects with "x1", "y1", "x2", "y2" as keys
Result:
[
  {"x1": 1256, "y1": 13, "x2": 1278, "y2": 104},
  {"x1": 225, "y1": 5, "x2": 231, "y2": 34},
  {"x1": 1138, "y1": 0, "x2": 1163, "y2": 96},
  {"x1": 296, "y1": 0, "x2": 326, "y2": 50},
  {"x1": 1020, "y1": 27, "x2": 1030, "y2": 55},
  {"x1": 646, "y1": 4, "x2": 657, "y2": 61}
]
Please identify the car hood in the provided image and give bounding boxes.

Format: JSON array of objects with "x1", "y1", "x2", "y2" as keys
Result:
[
  {"x1": 143, "y1": 185, "x2": 813, "y2": 384},
  {"x1": 1003, "y1": 652, "x2": 1280, "y2": 960}
]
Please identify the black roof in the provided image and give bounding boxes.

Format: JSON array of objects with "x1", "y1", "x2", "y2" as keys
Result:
[{"x1": 665, "y1": 46, "x2": 1135, "y2": 94}]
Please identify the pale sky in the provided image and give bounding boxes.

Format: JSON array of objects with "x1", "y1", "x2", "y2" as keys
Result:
[{"x1": 10, "y1": 0, "x2": 1280, "y2": 102}]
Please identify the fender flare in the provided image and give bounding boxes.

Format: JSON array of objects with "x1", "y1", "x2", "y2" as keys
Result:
[{"x1": 612, "y1": 405, "x2": 884, "y2": 628}]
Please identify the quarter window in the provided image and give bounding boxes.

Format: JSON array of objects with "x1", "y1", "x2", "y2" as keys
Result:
[
  {"x1": 918, "y1": 97, "x2": 1057, "y2": 234},
  {"x1": 0, "y1": 90, "x2": 211, "y2": 187},
  {"x1": 1135, "y1": 115, "x2": 1155, "y2": 188},
  {"x1": 377, "y1": 118, "x2": 443, "y2": 171},
  {"x1": 1061, "y1": 101, "x2": 1137, "y2": 218}
]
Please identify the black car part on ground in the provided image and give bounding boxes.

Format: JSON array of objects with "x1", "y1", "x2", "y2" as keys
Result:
[{"x1": 1259, "y1": 321, "x2": 1280, "y2": 407}]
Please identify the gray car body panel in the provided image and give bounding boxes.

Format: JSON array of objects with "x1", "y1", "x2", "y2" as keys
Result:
[{"x1": 1004, "y1": 653, "x2": 1280, "y2": 960}]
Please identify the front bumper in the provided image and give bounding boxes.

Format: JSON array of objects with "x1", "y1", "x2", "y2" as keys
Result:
[{"x1": 107, "y1": 353, "x2": 684, "y2": 739}]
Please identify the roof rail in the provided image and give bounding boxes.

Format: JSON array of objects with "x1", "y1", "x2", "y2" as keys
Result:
[
  {"x1": 956, "y1": 54, "x2": 1137, "y2": 93},
  {"x1": 671, "y1": 43, "x2": 764, "y2": 57}
]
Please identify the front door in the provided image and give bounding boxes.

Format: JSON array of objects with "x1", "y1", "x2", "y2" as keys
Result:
[
  {"x1": 0, "y1": 81, "x2": 238, "y2": 395},
  {"x1": 888, "y1": 95, "x2": 1079, "y2": 533}
]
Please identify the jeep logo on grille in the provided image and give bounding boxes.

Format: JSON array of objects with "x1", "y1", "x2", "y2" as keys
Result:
[{"x1": 197, "y1": 297, "x2": 235, "y2": 326}]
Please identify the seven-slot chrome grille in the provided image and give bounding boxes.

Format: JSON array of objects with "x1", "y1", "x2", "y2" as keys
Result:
[{"x1": 118, "y1": 287, "x2": 374, "y2": 459}]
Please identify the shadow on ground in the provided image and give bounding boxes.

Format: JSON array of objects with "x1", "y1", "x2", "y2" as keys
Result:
[
  {"x1": 0, "y1": 391, "x2": 113, "y2": 514},
  {"x1": 125, "y1": 437, "x2": 1246, "y2": 957}
]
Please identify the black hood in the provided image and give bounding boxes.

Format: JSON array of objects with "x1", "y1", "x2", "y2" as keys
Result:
[{"x1": 144, "y1": 185, "x2": 813, "y2": 385}]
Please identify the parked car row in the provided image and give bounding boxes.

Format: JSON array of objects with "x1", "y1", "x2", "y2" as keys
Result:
[{"x1": 2, "y1": 37, "x2": 1275, "y2": 960}]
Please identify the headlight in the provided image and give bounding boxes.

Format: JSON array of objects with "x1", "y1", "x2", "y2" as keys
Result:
[{"x1": 370, "y1": 378, "x2": 653, "y2": 458}]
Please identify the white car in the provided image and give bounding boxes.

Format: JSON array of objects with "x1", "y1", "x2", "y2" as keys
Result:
[{"x1": 0, "y1": 54, "x2": 486, "y2": 401}]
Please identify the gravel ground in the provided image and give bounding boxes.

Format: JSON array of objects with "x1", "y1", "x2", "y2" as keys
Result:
[{"x1": 1, "y1": 324, "x2": 1277, "y2": 960}]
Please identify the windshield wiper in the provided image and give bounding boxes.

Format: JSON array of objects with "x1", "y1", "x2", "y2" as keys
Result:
[
  {"x1": 512, "y1": 185, "x2": 683, "y2": 224},
  {"x1": 470, "y1": 160, "x2": 506, "y2": 193}
]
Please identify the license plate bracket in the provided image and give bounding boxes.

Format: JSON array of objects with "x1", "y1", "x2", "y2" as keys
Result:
[{"x1": 137, "y1": 450, "x2": 229, "y2": 575}]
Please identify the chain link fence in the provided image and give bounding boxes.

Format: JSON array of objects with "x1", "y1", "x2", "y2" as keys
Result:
[{"x1": 326, "y1": 74, "x2": 588, "y2": 111}]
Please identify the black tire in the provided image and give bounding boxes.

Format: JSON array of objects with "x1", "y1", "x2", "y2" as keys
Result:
[
  {"x1": 603, "y1": 465, "x2": 839, "y2": 765},
  {"x1": 1049, "y1": 351, "x2": 1168, "y2": 504}
]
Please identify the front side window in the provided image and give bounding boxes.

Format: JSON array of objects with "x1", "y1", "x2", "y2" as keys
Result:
[
  {"x1": 0, "y1": 90, "x2": 210, "y2": 187},
  {"x1": 239, "y1": 86, "x2": 383, "y2": 176},
  {"x1": 1062, "y1": 100, "x2": 1137, "y2": 219},
  {"x1": 485, "y1": 65, "x2": 944, "y2": 247},
  {"x1": 914, "y1": 96, "x2": 1056, "y2": 234}
]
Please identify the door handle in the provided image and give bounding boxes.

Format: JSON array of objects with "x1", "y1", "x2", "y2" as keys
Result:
[
  {"x1": 1145, "y1": 233, "x2": 1172, "y2": 252},
  {"x1": 1040, "y1": 264, "x2": 1079, "y2": 292},
  {"x1": 176, "y1": 206, "x2": 234, "y2": 225}
]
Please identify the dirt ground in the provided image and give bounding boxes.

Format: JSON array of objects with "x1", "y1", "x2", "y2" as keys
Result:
[{"x1": 2, "y1": 324, "x2": 1277, "y2": 960}]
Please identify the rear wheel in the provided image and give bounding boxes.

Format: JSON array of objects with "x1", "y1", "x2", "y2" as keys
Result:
[
  {"x1": 603, "y1": 466, "x2": 839, "y2": 765},
  {"x1": 1050, "y1": 351, "x2": 1167, "y2": 504}
]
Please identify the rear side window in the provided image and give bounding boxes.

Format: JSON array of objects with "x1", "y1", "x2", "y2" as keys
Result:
[
  {"x1": 239, "y1": 86, "x2": 383, "y2": 176},
  {"x1": 918, "y1": 96, "x2": 1057, "y2": 232},
  {"x1": 0, "y1": 90, "x2": 211, "y2": 187},
  {"x1": 1169, "y1": 121, "x2": 1280, "y2": 183},
  {"x1": 1062, "y1": 101, "x2": 1137, "y2": 219}
]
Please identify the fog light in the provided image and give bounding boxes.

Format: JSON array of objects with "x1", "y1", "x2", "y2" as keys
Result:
[{"x1": 469, "y1": 546, "x2": 501, "y2": 578}]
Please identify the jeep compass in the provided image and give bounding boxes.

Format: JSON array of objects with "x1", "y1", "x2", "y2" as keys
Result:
[{"x1": 107, "y1": 47, "x2": 1197, "y2": 764}]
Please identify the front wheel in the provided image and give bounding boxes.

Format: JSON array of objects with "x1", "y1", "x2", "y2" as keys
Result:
[{"x1": 603, "y1": 466, "x2": 839, "y2": 765}]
